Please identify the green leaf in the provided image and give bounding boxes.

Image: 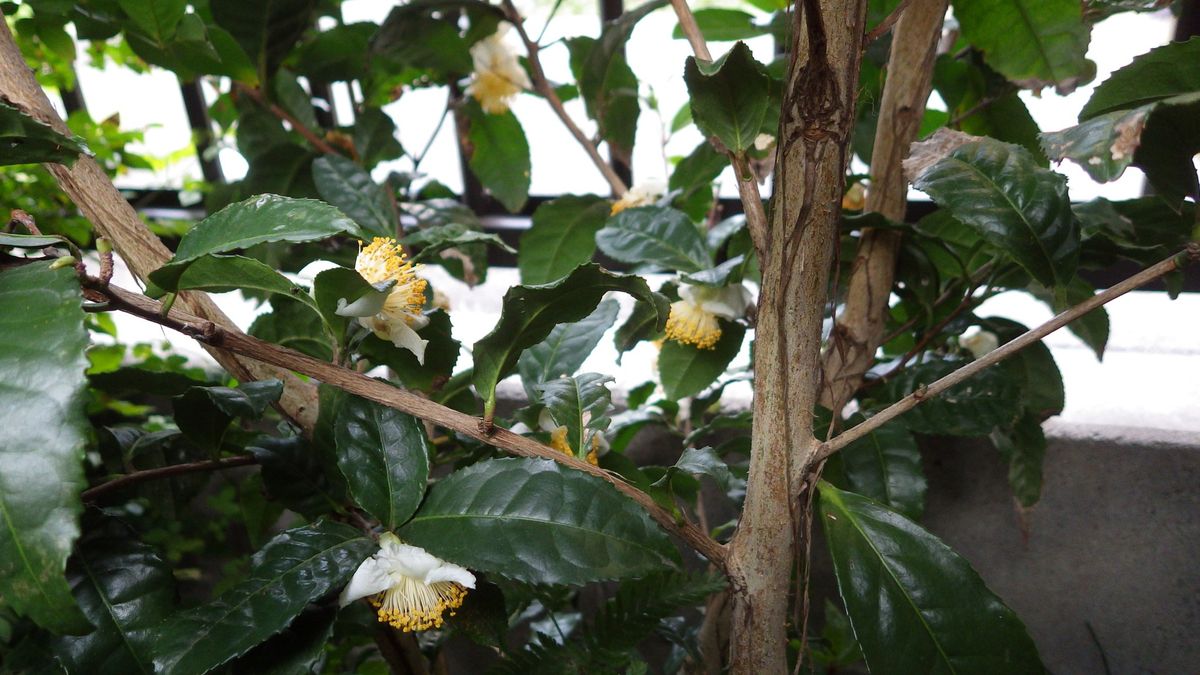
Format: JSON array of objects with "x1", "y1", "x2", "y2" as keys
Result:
[
  {"x1": 149, "y1": 521, "x2": 374, "y2": 675},
  {"x1": 832, "y1": 419, "x2": 925, "y2": 520},
  {"x1": 357, "y1": 310, "x2": 460, "y2": 392},
  {"x1": 910, "y1": 136, "x2": 1079, "y2": 288},
  {"x1": 657, "y1": 446, "x2": 739, "y2": 494},
  {"x1": 293, "y1": 22, "x2": 375, "y2": 83},
  {"x1": 518, "y1": 298, "x2": 620, "y2": 394},
  {"x1": 174, "y1": 380, "x2": 283, "y2": 452},
  {"x1": 0, "y1": 100, "x2": 89, "y2": 167},
  {"x1": 596, "y1": 206, "x2": 712, "y2": 273},
  {"x1": 1039, "y1": 106, "x2": 1150, "y2": 182},
  {"x1": 351, "y1": 107, "x2": 404, "y2": 169},
  {"x1": 1030, "y1": 277, "x2": 1109, "y2": 360},
  {"x1": 117, "y1": 0, "x2": 184, "y2": 42},
  {"x1": 49, "y1": 533, "x2": 176, "y2": 675},
  {"x1": 681, "y1": 255, "x2": 745, "y2": 287},
  {"x1": 671, "y1": 9, "x2": 763, "y2": 42},
  {"x1": 250, "y1": 297, "x2": 333, "y2": 361},
  {"x1": 982, "y1": 317, "x2": 1064, "y2": 419},
  {"x1": 400, "y1": 458, "x2": 679, "y2": 585},
  {"x1": 519, "y1": 195, "x2": 610, "y2": 285},
  {"x1": 658, "y1": 321, "x2": 745, "y2": 400},
  {"x1": 953, "y1": 0, "x2": 1091, "y2": 91},
  {"x1": 210, "y1": 0, "x2": 317, "y2": 81},
  {"x1": 883, "y1": 358, "x2": 1021, "y2": 436},
  {"x1": 272, "y1": 68, "x2": 320, "y2": 133},
  {"x1": 535, "y1": 373, "x2": 614, "y2": 458},
  {"x1": 0, "y1": 232, "x2": 68, "y2": 248},
  {"x1": 1079, "y1": 37, "x2": 1200, "y2": 120},
  {"x1": 151, "y1": 194, "x2": 359, "y2": 290},
  {"x1": 403, "y1": 223, "x2": 515, "y2": 264},
  {"x1": 991, "y1": 413, "x2": 1046, "y2": 508},
  {"x1": 472, "y1": 264, "x2": 668, "y2": 414},
  {"x1": 151, "y1": 254, "x2": 321, "y2": 316},
  {"x1": 465, "y1": 102, "x2": 530, "y2": 213},
  {"x1": 249, "y1": 435, "x2": 341, "y2": 519},
  {"x1": 0, "y1": 262, "x2": 91, "y2": 634},
  {"x1": 1133, "y1": 93, "x2": 1200, "y2": 204},
  {"x1": 334, "y1": 396, "x2": 431, "y2": 529},
  {"x1": 684, "y1": 41, "x2": 771, "y2": 153},
  {"x1": 819, "y1": 482, "x2": 1044, "y2": 674},
  {"x1": 311, "y1": 265, "x2": 373, "y2": 343},
  {"x1": 313, "y1": 154, "x2": 395, "y2": 238},
  {"x1": 229, "y1": 606, "x2": 336, "y2": 675}
]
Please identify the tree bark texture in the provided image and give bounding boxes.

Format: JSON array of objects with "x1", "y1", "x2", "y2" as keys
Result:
[
  {"x1": 819, "y1": 0, "x2": 949, "y2": 411},
  {"x1": 0, "y1": 16, "x2": 318, "y2": 430},
  {"x1": 727, "y1": 2, "x2": 867, "y2": 672}
]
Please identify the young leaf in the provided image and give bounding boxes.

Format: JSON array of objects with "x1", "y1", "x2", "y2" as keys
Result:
[
  {"x1": 991, "y1": 413, "x2": 1046, "y2": 508},
  {"x1": 150, "y1": 194, "x2": 360, "y2": 290},
  {"x1": 953, "y1": 0, "x2": 1091, "y2": 92},
  {"x1": 519, "y1": 195, "x2": 611, "y2": 285},
  {"x1": 1079, "y1": 37, "x2": 1200, "y2": 120},
  {"x1": 596, "y1": 206, "x2": 712, "y2": 273},
  {"x1": 658, "y1": 321, "x2": 745, "y2": 400},
  {"x1": 684, "y1": 41, "x2": 771, "y2": 154},
  {"x1": 149, "y1": 521, "x2": 374, "y2": 675},
  {"x1": 399, "y1": 458, "x2": 680, "y2": 585},
  {"x1": 334, "y1": 395, "x2": 431, "y2": 529},
  {"x1": 313, "y1": 154, "x2": 396, "y2": 238},
  {"x1": 831, "y1": 418, "x2": 926, "y2": 520},
  {"x1": 0, "y1": 100, "x2": 90, "y2": 167},
  {"x1": 819, "y1": 482, "x2": 1044, "y2": 674},
  {"x1": 472, "y1": 264, "x2": 668, "y2": 415},
  {"x1": 0, "y1": 262, "x2": 91, "y2": 634},
  {"x1": 518, "y1": 298, "x2": 620, "y2": 395},
  {"x1": 909, "y1": 135, "x2": 1080, "y2": 289},
  {"x1": 882, "y1": 358, "x2": 1021, "y2": 436},
  {"x1": 465, "y1": 102, "x2": 530, "y2": 213},
  {"x1": 535, "y1": 373, "x2": 614, "y2": 457}
]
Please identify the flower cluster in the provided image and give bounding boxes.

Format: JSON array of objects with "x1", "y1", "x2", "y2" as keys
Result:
[
  {"x1": 336, "y1": 238, "x2": 430, "y2": 364},
  {"x1": 664, "y1": 283, "x2": 753, "y2": 350},
  {"x1": 466, "y1": 29, "x2": 531, "y2": 114},
  {"x1": 341, "y1": 534, "x2": 476, "y2": 632}
]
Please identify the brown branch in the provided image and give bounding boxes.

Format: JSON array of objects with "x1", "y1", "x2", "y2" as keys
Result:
[
  {"x1": 83, "y1": 278, "x2": 728, "y2": 570},
  {"x1": 81, "y1": 455, "x2": 256, "y2": 502},
  {"x1": 864, "y1": 0, "x2": 916, "y2": 44},
  {"x1": 499, "y1": 0, "x2": 629, "y2": 196},
  {"x1": 667, "y1": 0, "x2": 769, "y2": 260},
  {"x1": 233, "y1": 83, "x2": 339, "y2": 156},
  {"x1": 817, "y1": 247, "x2": 1197, "y2": 460},
  {"x1": 9, "y1": 209, "x2": 41, "y2": 235}
]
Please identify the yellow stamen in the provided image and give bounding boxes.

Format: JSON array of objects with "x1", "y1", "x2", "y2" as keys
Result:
[
  {"x1": 664, "y1": 299, "x2": 722, "y2": 349},
  {"x1": 356, "y1": 237, "x2": 428, "y2": 323},
  {"x1": 369, "y1": 578, "x2": 468, "y2": 632},
  {"x1": 549, "y1": 426, "x2": 572, "y2": 456}
]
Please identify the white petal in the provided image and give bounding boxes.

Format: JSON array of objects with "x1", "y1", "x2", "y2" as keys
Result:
[
  {"x1": 336, "y1": 289, "x2": 389, "y2": 318},
  {"x1": 425, "y1": 563, "x2": 476, "y2": 589},
  {"x1": 385, "y1": 320, "x2": 429, "y2": 365},
  {"x1": 339, "y1": 555, "x2": 393, "y2": 606},
  {"x1": 679, "y1": 283, "x2": 751, "y2": 320}
]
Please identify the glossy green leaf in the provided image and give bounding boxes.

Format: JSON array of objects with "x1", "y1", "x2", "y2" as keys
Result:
[
  {"x1": 883, "y1": 358, "x2": 1021, "y2": 436},
  {"x1": 671, "y1": 9, "x2": 763, "y2": 42},
  {"x1": 0, "y1": 232, "x2": 68, "y2": 248},
  {"x1": 0, "y1": 100, "x2": 89, "y2": 167},
  {"x1": 313, "y1": 154, "x2": 395, "y2": 238},
  {"x1": 230, "y1": 606, "x2": 336, "y2": 675},
  {"x1": 403, "y1": 223, "x2": 515, "y2": 264},
  {"x1": 1030, "y1": 277, "x2": 1109, "y2": 360},
  {"x1": 250, "y1": 297, "x2": 334, "y2": 361},
  {"x1": 249, "y1": 435, "x2": 341, "y2": 519},
  {"x1": 596, "y1": 206, "x2": 711, "y2": 273},
  {"x1": 953, "y1": 0, "x2": 1091, "y2": 91},
  {"x1": 657, "y1": 446, "x2": 739, "y2": 494},
  {"x1": 613, "y1": 293, "x2": 668, "y2": 354},
  {"x1": 519, "y1": 195, "x2": 610, "y2": 285},
  {"x1": 658, "y1": 321, "x2": 745, "y2": 400},
  {"x1": 1133, "y1": 93, "x2": 1200, "y2": 203},
  {"x1": 535, "y1": 373, "x2": 614, "y2": 457},
  {"x1": 151, "y1": 194, "x2": 359, "y2": 290},
  {"x1": 1079, "y1": 37, "x2": 1200, "y2": 119},
  {"x1": 472, "y1": 264, "x2": 668, "y2": 414},
  {"x1": 174, "y1": 379, "x2": 282, "y2": 452},
  {"x1": 518, "y1": 298, "x2": 620, "y2": 394},
  {"x1": 210, "y1": 0, "x2": 317, "y2": 80},
  {"x1": 149, "y1": 521, "x2": 374, "y2": 675},
  {"x1": 49, "y1": 534, "x2": 176, "y2": 675},
  {"x1": 0, "y1": 262, "x2": 90, "y2": 634},
  {"x1": 334, "y1": 395, "x2": 430, "y2": 529},
  {"x1": 819, "y1": 482, "x2": 1044, "y2": 674},
  {"x1": 910, "y1": 137, "x2": 1079, "y2": 288},
  {"x1": 684, "y1": 41, "x2": 771, "y2": 153},
  {"x1": 357, "y1": 310, "x2": 460, "y2": 392},
  {"x1": 465, "y1": 102, "x2": 530, "y2": 213},
  {"x1": 400, "y1": 458, "x2": 679, "y2": 585},
  {"x1": 1039, "y1": 106, "x2": 1151, "y2": 182},
  {"x1": 834, "y1": 419, "x2": 926, "y2": 520},
  {"x1": 982, "y1": 317, "x2": 1064, "y2": 419},
  {"x1": 991, "y1": 413, "x2": 1046, "y2": 508},
  {"x1": 311, "y1": 265, "x2": 373, "y2": 343},
  {"x1": 151, "y1": 253, "x2": 321, "y2": 315}
]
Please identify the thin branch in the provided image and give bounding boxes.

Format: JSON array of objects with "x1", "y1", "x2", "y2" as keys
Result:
[
  {"x1": 667, "y1": 0, "x2": 769, "y2": 259},
  {"x1": 81, "y1": 455, "x2": 256, "y2": 502},
  {"x1": 817, "y1": 246, "x2": 1197, "y2": 460},
  {"x1": 864, "y1": 0, "x2": 916, "y2": 44},
  {"x1": 234, "y1": 83, "x2": 339, "y2": 156},
  {"x1": 82, "y1": 278, "x2": 728, "y2": 570},
  {"x1": 499, "y1": 0, "x2": 629, "y2": 196},
  {"x1": 946, "y1": 90, "x2": 1009, "y2": 128}
]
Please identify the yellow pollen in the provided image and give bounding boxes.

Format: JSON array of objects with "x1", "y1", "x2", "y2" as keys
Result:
[
  {"x1": 664, "y1": 300, "x2": 721, "y2": 349},
  {"x1": 549, "y1": 426, "x2": 572, "y2": 456},
  {"x1": 356, "y1": 238, "x2": 428, "y2": 319},
  {"x1": 369, "y1": 578, "x2": 468, "y2": 632}
]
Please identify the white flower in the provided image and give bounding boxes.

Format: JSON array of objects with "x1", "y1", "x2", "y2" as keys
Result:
[
  {"x1": 664, "y1": 283, "x2": 752, "y2": 350},
  {"x1": 466, "y1": 28, "x2": 531, "y2": 115},
  {"x1": 961, "y1": 330, "x2": 999, "y2": 359},
  {"x1": 753, "y1": 133, "x2": 775, "y2": 152},
  {"x1": 336, "y1": 237, "x2": 430, "y2": 364},
  {"x1": 610, "y1": 179, "x2": 667, "y2": 215},
  {"x1": 340, "y1": 533, "x2": 476, "y2": 632}
]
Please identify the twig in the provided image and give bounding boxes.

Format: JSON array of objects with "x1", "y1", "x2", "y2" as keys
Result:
[
  {"x1": 875, "y1": 285, "x2": 985, "y2": 383},
  {"x1": 499, "y1": 0, "x2": 629, "y2": 196},
  {"x1": 667, "y1": 0, "x2": 769, "y2": 259},
  {"x1": 234, "y1": 83, "x2": 339, "y2": 156},
  {"x1": 81, "y1": 455, "x2": 256, "y2": 502},
  {"x1": 82, "y1": 278, "x2": 728, "y2": 570},
  {"x1": 817, "y1": 247, "x2": 1197, "y2": 460},
  {"x1": 947, "y1": 91, "x2": 1008, "y2": 128},
  {"x1": 9, "y1": 209, "x2": 41, "y2": 235},
  {"x1": 864, "y1": 0, "x2": 916, "y2": 44}
]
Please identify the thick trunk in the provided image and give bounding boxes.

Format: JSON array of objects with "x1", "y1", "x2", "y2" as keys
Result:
[
  {"x1": 727, "y1": 2, "x2": 866, "y2": 672},
  {"x1": 820, "y1": 0, "x2": 950, "y2": 411}
]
